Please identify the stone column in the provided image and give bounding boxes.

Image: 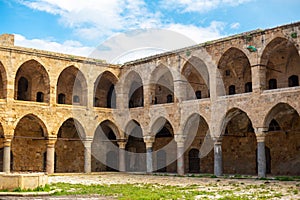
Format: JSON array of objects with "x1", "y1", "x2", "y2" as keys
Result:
[
  {"x1": 214, "y1": 137, "x2": 223, "y2": 176},
  {"x1": 117, "y1": 140, "x2": 127, "y2": 172},
  {"x1": 175, "y1": 135, "x2": 186, "y2": 176},
  {"x1": 46, "y1": 136, "x2": 57, "y2": 174},
  {"x1": 144, "y1": 135, "x2": 155, "y2": 173},
  {"x1": 174, "y1": 79, "x2": 187, "y2": 103},
  {"x1": 83, "y1": 137, "x2": 93, "y2": 173},
  {"x1": 3, "y1": 136, "x2": 13, "y2": 173},
  {"x1": 251, "y1": 65, "x2": 267, "y2": 93},
  {"x1": 256, "y1": 128, "x2": 267, "y2": 178}
]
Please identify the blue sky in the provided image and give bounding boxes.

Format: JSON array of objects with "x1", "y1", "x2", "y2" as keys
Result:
[{"x1": 1, "y1": 0, "x2": 300, "y2": 59}]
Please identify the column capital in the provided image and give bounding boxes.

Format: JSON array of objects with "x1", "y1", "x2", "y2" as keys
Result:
[
  {"x1": 117, "y1": 139, "x2": 127, "y2": 149},
  {"x1": 3, "y1": 135, "x2": 13, "y2": 147},
  {"x1": 47, "y1": 136, "x2": 57, "y2": 147},
  {"x1": 174, "y1": 134, "x2": 186, "y2": 144},
  {"x1": 143, "y1": 135, "x2": 155, "y2": 148},
  {"x1": 255, "y1": 127, "x2": 268, "y2": 142},
  {"x1": 212, "y1": 136, "x2": 223, "y2": 145}
]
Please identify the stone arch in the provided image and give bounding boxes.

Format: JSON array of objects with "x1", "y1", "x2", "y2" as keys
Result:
[
  {"x1": 182, "y1": 113, "x2": 213, "y2": 174},
  {"x1": 217, "y1": 47, "x2": 252, "y2": 96},
  {"x1": 55, "y1": 118, "x2": 85, "y2": 172},
  {"x1": 124, "y1": 119, "x2": 146, "y2": 172},
  {"x1": 0, "y1": 61, "x2": 7, "y2": 99},
  {"x1": 12, "y1": 114, "x2": 48, "y2": 172},
  {"x1": 150, "y1": 64, "x2": 175, "y2": 104},
  {"x1": 261, "y1": 37, "x2": 300, "y2": 90},
  {"x1": 92, "y1": 120, "x2": 120, "y2": 172},
  {"x1": 123, "y1": 70, "x2": 144, "y2": 108},
  {"x1": 263, "y1": 102, "x2": 300, "y2": 175},
  {"x1": 151, "y1": 117, "x2": 177, "y2": 173},
  {"x1": 181, "y1": 56, "x2": 210, "y2": 100},
  {"x1": 14, "y1": 59, "x2": 50, "y2": 102},
  {"x1": 221, "y1": 108, "x2": 257, "y2": 175},
  {"x1": 94, "y1": 71, "x2": 118, "y2": 108},
  {"x1": 57, "y1": 66, "x2": 88, "y2": 106}
]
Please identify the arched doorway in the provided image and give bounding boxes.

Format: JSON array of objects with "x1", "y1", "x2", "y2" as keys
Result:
[
  {"x1": 14, "y1": 60, "x2": 50, "y2": 102},
  {"x1": 55, "y1": 118, "x2": 85, "y2": 172},
  {"x1": 188, "y1": 149, "x2": 200, "y2": 173},
  {"x1": 125, "y1": 120, "x2": 146, "y2": 172},
  {"x1": 217, "y1": 48, "x2": 252, "y2": 96},
  {"x1": 92, "y1": 120, "x2": 119, "y2": 172},
  {"x1": 264, "y1": 103, "x2": 300, "y2": 175},
  {"x1": 57, "y1": 66, "x2": 87, "y2": 106},
  {"x1": 12, "y1": 115, "x2": 47, "y2": 172},
  {"x1": 222, "y1": 108, "x2": 256, "y2": 175},
  {"x1": 94, "y1": 71, "x2": 117, "y2": 108}
]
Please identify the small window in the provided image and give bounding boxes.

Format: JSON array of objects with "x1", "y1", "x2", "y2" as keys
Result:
[
  {"x1": 73, "y1": 95, "x2": 80, "y2": 103},
  {"x1": 195, "y1": 90, "x2": 201, "y2": 99},
  {"x1": 288, "y1": 75, "x2": 299, "y2": 87},
  {"x1": 154, "y1": 97, "x2": 158, "y2": 104},
  {"x1": 225, "y1": 70, "x2": 231, "y2": 76},
  {"x1": 245, "y1": 82, "x2": 252, "y2": 93},
  {"x1": 229, "y1": 85, "x2": 236, "y2": 95},
  {"x1": 268, "y1": 119, "x2": 281, "y2": 131},
  {"x1": 167, "y1": 94, "x2": 173, "y2": 103},
  {"x1": 36, "y1": 92, "x2": 44, "y2": 102},
  {"x1": 268, "y1": 79, "x2": 277, "y2": 89},
  {"x1": 58, "y1": 93, "x2": 66, "y2": 104}
]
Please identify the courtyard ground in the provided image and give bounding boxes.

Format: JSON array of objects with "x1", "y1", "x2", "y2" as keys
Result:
[{"x1": 1, "y1": 172, "x2": 299, "y2": 199}]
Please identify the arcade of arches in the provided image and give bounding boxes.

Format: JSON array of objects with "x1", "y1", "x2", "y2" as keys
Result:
[{"x1": 0, "y1": 22, "x2": 299, "y2": 178}]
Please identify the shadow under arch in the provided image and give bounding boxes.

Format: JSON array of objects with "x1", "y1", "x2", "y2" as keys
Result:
[
  {"x1": 12, "y1": 114, "x2": 48, "y2": 172},
  {"x1": 14, "y1": 59, "x2": 50, "y2": 102},
  {"x1": 92, "y1": 120, "x2": 120, "y2": 172},
  {"x1": 263, "y1": 102, "x2": 300, "y2": 175},
  {"x1": 0, "y1": 61, "x2": 7, "y2": 99},
  {"x1": 221, "y1": 108, "x2": 257, "y2": 175},
  {"x1": 94, "y1": 71, "x2": 118, "y2": 108},
  {"x1": 181, "y1": 56, "x2": 210, "y2": 100},
  {"x1": 150, "y1": 64, "x2": 175, "y2": 105},
  {"x1": 217, "y1": 47, "x2": 252, "y2": 96},
  {"x1": 182, "y1": 113, "x2": 214, "y2": 174},
  {"x1": 261, "y1": 37, "x2": 300, "y2": 90},
  {"x1": 55, "y1": 118, "x2": 86, "y2": 173},
  {"x1": 57, "y1": 65, "x2": 88, "y2": 106},
  {"x1": 151, "y1": 116, "x2": 177, "y2": 173},
  {"x1": 124, "y1": 119, "x2": 146, "y2": 172}
]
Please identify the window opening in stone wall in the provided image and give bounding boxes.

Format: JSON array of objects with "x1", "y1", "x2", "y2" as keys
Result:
[
  {"x1": 195, "y1": 90, "x2": 202, "y2": 99},
  {"x1": 73, "y1": 95, "x2": 80, "y2": 103},
  {"x1": 36, "y1": 92, "x2": 44, "y2": 102},
  {"x1": 17, "y1": 76, "x2": 29, "y2": 100},
  {"x1": 268, "y1": 79, "x2": 277, "y2": 89},
  {"x1": 167, "y1": 94, "x2": 173, "y2": 103},
  {"x1": 58, "y1": 93, "x2": 66, "y2": 104},
  {"x1": 268, "y1": 119, "x2": 281, "y2": 131},
  {"x1": 245, "y1": 82, "x2": 252, "y2": 93},
  {"x1": 225, "y1": 70, "x2": 231, "y2": 76},
  {"x1": 229, "y1": 85, "x2": 236, "y2": 95},
  {"x1": 288, "y1": 75, "x2": 299, "y2": 87}
]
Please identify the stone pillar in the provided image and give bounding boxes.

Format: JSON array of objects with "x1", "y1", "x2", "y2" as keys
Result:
[
  {"x1": 214, "y1": 137, "x2": 223, "y2": 176},
  {"x1": 175, "y1": 135, "x2": 186, "y2": 176},
  {"x1": 251, "y1": 65, "x2": 267, "y2": 93},
  {"x1": 117, "y1": 140, "x2": 127, "y2": 172},
  {"x1": 174, "y1": 79, "x2": 187, "y2": 103},
  {"x1": 3, "y1": 136, "x2": 13, "y2": 173},
  {"x1": 83, "y1": 137, "x2": 93, "y2": 173},
  {"x1": 144, "y1": 135, "x2": 155, "y2": 173},
  {"x1": 256, "y1": 128, "x2": 267, "y2": 178},
  {"x1": 46, "y1": 136, "x2": 57, "y2": 174}
]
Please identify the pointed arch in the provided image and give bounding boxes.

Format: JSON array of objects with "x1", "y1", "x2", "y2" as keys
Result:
[
  {"x1": 0, "y1": 61, "x2": 7, "y2": 99},
  {"x1": 123, "y1": 70, "x2": 144, "y2": 108},
  {"x1": 150, "y1": 65, "x2": 174, "y2": 104},
  {"x1": 14, "y1": 59, "x2": 50, "y2": 102},
  {"x1": 263, "y1": 103, "x2": 300, "y2": 175},
  {"x1": 217, "y1": 48, "x2": 252, "y2": 96},
  {"x1": 12, "y1": 114, "x2": 48, "y2": 172},
  {"x1": 94, "y1": 71, "x2": 118, "y2": 108},
  {"x1": 181, "y1": 56, "x2": 210, "y2": 100},
  {"x1": 57, "y1": 66, "x2": 87, "y2": 106},
  {"x1": 261, "y1": 37, "x2": 300, "y2": 90}
]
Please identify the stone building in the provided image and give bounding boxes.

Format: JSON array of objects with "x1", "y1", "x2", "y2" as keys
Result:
[{"x1": 0, "y1": 22, "x2": 299, "y2": 178}]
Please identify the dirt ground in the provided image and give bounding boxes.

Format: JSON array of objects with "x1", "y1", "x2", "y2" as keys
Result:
[{"x1": 1, "y1": 173, "x2": 300, "y2": 199}]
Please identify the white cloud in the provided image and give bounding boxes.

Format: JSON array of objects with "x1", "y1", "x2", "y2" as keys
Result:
[
  {"x1": 166, "y1": 21, "x2": 225, "y2": 43},
  {"x1": 230, "y1": 22, "x2": 240, "y2": 29},
  {"x1": 160, "y1": 0, "x2": 252, "y2": 13},
  {"x1": 14, "y1": 34, "x2": 94, "y2": 57}
]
